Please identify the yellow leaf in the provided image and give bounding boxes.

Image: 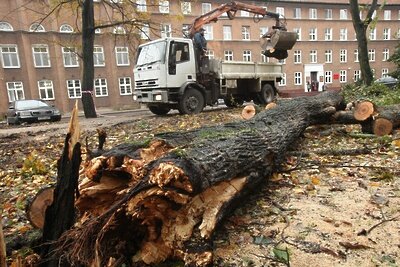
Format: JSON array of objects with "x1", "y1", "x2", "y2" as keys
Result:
[
  {"x1": 270, "y1": 173, "x2": 283, "y2": 182},
  {"x1": 311, "y1": 176, "x2": 320, "y2": 185},
  {"x1": 392, "y1": 139, "x2": 400, "y2": 148},
  {"x1": 368, "y1": 182, "x2": 380, "y2": 187}
]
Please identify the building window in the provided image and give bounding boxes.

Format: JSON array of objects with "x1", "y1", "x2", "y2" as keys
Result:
[
  {"x1": 202, "y1": 3, "x2": 211, "y2": 15},
  {"x1": 325, "y1": 71, "x2": 332, "y2": 83},
  {"x1": 94, "y1": 78, "x2": 108, "y2": 97},
  {"x1": 382, "y1": 68, "x2": 389, "y2": 77},
  {"x1": 340, "y1": 49, "x2": 347, "y2": 63},
  {"x1": 324, "y1": 28, "x2": 332, "y2": 41},
  {"x1": 67, "y1": 79, "x2": 81, "y2": 99},
  {"x1": 368, "y1": 49, "x2": 375, "y2": 61},
  {"x1": 340, "y1": 28, "x2": 347, "y2": 41},
  {"x1": 161, "y1": 24, "x2": 172, "y2": 38},
  {"x1": 242, "y1": 26, "x2": 250, "y2": 40},
  {"x1": 204, "y1": 25, "x2": 213, "y2": 40},
  {"x1": 223, "y1": 26, "x2": 232, "y2": 40},
  {"x1": 384, "y1": 10, "x2": 391, "y2": 20},
  {"x1": 159, "y1": 0, "x2": 169, "y2": 13},
  {"x1": 32, "y1": 45, "x2": 50, "y2": 68},
  {"x1": 113, "y1": 26, "x2": 126, "y2": 34},
  {"x1": 278, "y1": 58, "x2": 286, "y2": 64},
  {"x1": 29, "y1": 23, "x2": 45, "y2": 32},
  {"x1": 0, "y1": 45, "x2": 20, "y2": 68},
  {"x1": 369, "y1": 28, "x2": 376, "y2": 40},
  {"x1": 119, "y1": 77, "x2": 132, "y2": 95},
  {"x1": 60, "y1": 24, "x2": 73, "y2": 33},
  {"x1": 293, "y1": 28, "x2": 301, "y2": 40},
  {"x1": 260, "y1": 27, "x2": 268, "y2": 38},
  {"x1": 140, "y1": 24, "x2": 150, "y2": 39},
  {"x1": 0, "y1": 21, "x2": 13, "y2": 31},
  {"x1": 383, "y1": 48, "x2": 390, "y2": 61},
  {"x1": 7, "y1": 81, "x2": 24, "y2": 102},
  {"x1": 62, "y1": 47, "x2": 79, "y2": 67},
  {"x1": 354, "y1": 70, "x2": 361, "y2": 82},
  {"x1": 294, "y1": 72, "x2": 302, "y2": 85},
  {"x1": 309, "y1": 8, "x2": 317, "y2": 19},
  {"x1": 279, "y1": 73, "x2": 286, "y2": 86},
  {"x1": 325, "y1": 9, "x2": 332, "y2": 19},
  {"x1": 182, "y1": 24, "x2": 190, "y2": 37},
  {"x1": 310, "y1": 50, "x2": 317, "y2": 63},
  {"x1": 115, "y1": 47, "x2": 130, "y2": 66},
  {"x1": 261, "y1": 51, "x2": 269, "y2": 63},
  {"x1": 243, "y1": 50, "x2": 251, "y2": 62},
  {"x1": 241, "y1": 10, "x2": 250, "y2": 17},
  {"x1": 309, "y1": 28, "x2": 317, "y2": 41},
  {"x1": 206, "y1": 50, "x2": 214, "y2": 59},
  {"x1": 383, "y1": 28, "x2": 390, "y2": 40},
  {"x1": 294, "y1": 50, "x2": 301, "y2": 64},
  {"x1": 224, "y1": 50, "x2": 233, "y2": 61},
  {"x1": 276, "y1": 7, "x2": 284, "y2": 16},
  {"x1": 136, "y1": 0, "x2": 147, "y2": 12},
  {"x1": 294, "y1": 8, "x2": 301, "y2": 19},
  {"x1": 340, "y1": 9, "x2": 348, "y2": 19},
  {"x1": 181, "y1": 1, "x2": 191, "y2": 14},
  {"x1": 38, "y1": 80, "x2": 54, "y2": 100},
  {"x1": 340, "y1": 70, "x2": 347, "y2": 83},
  {"x1": 354, "y1": 49, "x2": 359, "y2": 62},
  {"x1": 325, "y1": 50, "x2": 332, "y2": 63},
  {"x1": 93, "y1": 46, "x2": 105, "y2": 66}
]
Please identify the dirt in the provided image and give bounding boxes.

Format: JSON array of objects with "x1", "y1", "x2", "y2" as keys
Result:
[{"x1": 1, "y1": 107, "x2": 399, "y2": 267}]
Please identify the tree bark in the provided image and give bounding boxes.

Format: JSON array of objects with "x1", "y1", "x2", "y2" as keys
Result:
[
  {"x1": 56, "y1": 92, "x2": 346, "y2": 266},
  {"x1": 81, "y1": 0, "x2": 97, "y2": 118}
]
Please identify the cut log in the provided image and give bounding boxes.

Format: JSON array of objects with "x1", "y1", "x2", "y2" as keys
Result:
[
  {"x1": 241, "y1": 104, "x2": 256, "y2": 120},
  {"x1": 55, "y1": 92, "x2": 346, "y2": 266},
  {"x1": 26, "y1": 186, "x2": 55, "y2": 229},
  {"x1": 353, "y1": 100, "x2": 375, "y2": 121}
]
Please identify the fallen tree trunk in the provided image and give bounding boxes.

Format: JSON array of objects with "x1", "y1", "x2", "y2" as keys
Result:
[{"x1": 55, "y1": 92, "x2": 346, "y2": 266}]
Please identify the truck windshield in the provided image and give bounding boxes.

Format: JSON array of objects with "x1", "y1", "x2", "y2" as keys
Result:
[{"x1": 136, "y1": 41, "x2": 166, "y2": 67}]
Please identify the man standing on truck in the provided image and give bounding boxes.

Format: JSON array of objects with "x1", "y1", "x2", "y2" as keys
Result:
[{"x1": 193, "y1": 28, "x2": 207, "y2": 71}]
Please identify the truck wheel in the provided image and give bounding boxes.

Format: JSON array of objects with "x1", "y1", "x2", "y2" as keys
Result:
[
  {"x1": 148, "y1": 105, "x2": 171, "y2": 115},
  {"x1": 224, "y1": 95, "x2": 244, "y2": 108},
  {"x1": 178, "y1": 88, "x2": 204, "y2": 115},
  {"x1": 257, "y1": 84, "x2": 276, "y2": 105}
]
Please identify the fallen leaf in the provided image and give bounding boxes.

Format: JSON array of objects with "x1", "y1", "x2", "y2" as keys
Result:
[{"x1": 339, "y1": 241, "x2": 372, "y2": 250}]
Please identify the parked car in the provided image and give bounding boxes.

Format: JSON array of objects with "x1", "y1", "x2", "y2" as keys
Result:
[
  {"x1": 375, "y1": 76, "x2": 398, "y2": 88},
  {"x1": 6, "y1": 99, "x2": 62, "y2": 125}
]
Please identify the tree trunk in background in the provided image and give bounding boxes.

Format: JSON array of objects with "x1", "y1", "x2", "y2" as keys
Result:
[
  {"x1": 81, "y1": 0, "x2": 97, "y2": 118},
  {"x1": 349, "y1": 0, "x2": 378, "y2": 86}
]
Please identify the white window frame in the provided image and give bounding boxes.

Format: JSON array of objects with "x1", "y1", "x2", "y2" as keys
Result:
[
  {"x1": 294, "y1": 50, "x2": 301, "y2": 64},
  {"x1": 60, "y1": 24, "x2": 73, "y2": 33},
  {"x1": 243, "y1": 50, "x2": 251, "y2": 62},
  {"x1": 32, "y1": 45, "x2": 51, "y2": 68},
  {"x1": 202, "y1": 3, "x2": 212, "y2": 15},
  {"x1": 67, "y1": 79, "x2": 81, "y2": 99},
  {"x1": 325, "y1": 71, "x2": 332, "y2": 84},
  {"x1": 368, "y1": 49, "x2": 375, "y2": 61},
  {"x1": 223, "y1": 26, "x2": 232, "y2": 40},
  {"x1": 309, "y1": 28, "x2": 317, "y2": 41},
  {"x1": 206, "y1": 50, "x2": 214, "y2": 59},
  {"x1": 119, "y1": 77, "x2": 132, "y2": 95},
  {"x1": 0, "y1": 45, "x2": 20, "y2": 68},
  {"x1": 0, "y1": 22, "x2": 13, "y2": 31},
  {"x1": 62, "y1": 47, "x2": 79, "y2": 67},
  {"x1": 140, "y1": 24, "x2": 150, "y2": 39},
  {"x1": 294, "y1": 8, "x2": 301, "y2": 19},
  {"x1": 94, "y1": 46, "x2": 105, "y2": 67},
  {"x1": 383, "y1": 48, "x2": 390, "y2": 61},
  {"x1": 382, "y1": 68, "x2": 389, "y2": 77},
  {"x1": 384, "y1": 10, "x2": 391, "y2": 20},
  {"x1": 354, "y1": 70, "x2": 361, "y2": 82},
  {"x1": 94, "y1": 78, "x2": 108, "y2": 97},
  {"x1": 279, "y1": 73, "x2": 286, "y2": 86},
  {"x1": 325, "y1": 9, "x2": 332, "y2": 20},
  {"x1": 260, "y1": 27, "x2": 268, "y2": 38},
  {"x1": 161, "y1": 24, "x2": 172, "y2": 38},
  {"x1": 354, "y1": 49, "x2": 359, "y2": 62},
  {"x1": 242, "y1": 26, "x2": 250, "y2": 40},
  {"x1": 310, "y1": 50, "x2": 317, "y2": 63},
  {"x1": 115, "y1": 47, "x2": 130, "y2": 66},
  {"x1": 159, "y1": 0, "x2": 169, "y2": 13},
  {"x1": 38, "y1": 80, "x2": 55, "y2": 100},
  {"x1": 7, "y1": 81, "x2": 24, "y2": 102},
  {"x1": 276, "y1": 7, "x2": 284, "y2": 17},
  {"x1": 293, "y1": 28, "x2": 301, "y2": 41},
  {"x1": 204, "y1": 25, "x2": 213, "y2": 40},
  {"x1": 324, "y1": 28, "x2": 332, "y2": 41},
  {"x1": 340, "y1": 70, "x2": 347, "y2": 83},
  {"x1": 224, "y1": 50, "x2": 233, "y2": 61},
  {"x1": 136, "y1": 0, "x2": 147, "y2": 12},
  {"x1": 29, "y1": 23, "x2": 45, "y2": 32},
  {"x1": 113, "y1": 26, "x2": 126, "y2": 35},
  {"x1": 309, "y1": 8, "x2": 317, "y2": 19},
  {"x1": 369, "y1": 28, "x2": 376, "y2": 40},
  {"x1": 340, "y1": 9, "x2": 348, "y2": 19},
  {"x1": 241, "y1": 10, "x2": 250, "y2": 17},
  {"x1": 340, "y1": 49, "x2": 347, "y2": 63},
  {"x1": 340, "y1": 28, "x2": 347, "y2": 41},
  {"x1": 294, "y1": 72, "x2": 302, "y2": 85},
  {"x1": 325, "y1": 50, "x2": 332, "y2": 63},
  {"x1": 181, "y1": 1, "x2": 191, "y2": 15},
  {"x1": 383, "y1": 28, "x2": 391, "y2": 40}
]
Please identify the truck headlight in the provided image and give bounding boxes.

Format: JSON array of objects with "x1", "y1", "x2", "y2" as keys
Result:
[
  {"x1": 133, "y1": 95, "x2": 137, "y2": 101},
  {"x1": 155, "y1": 95, "x2": 162, "y2": 101}
]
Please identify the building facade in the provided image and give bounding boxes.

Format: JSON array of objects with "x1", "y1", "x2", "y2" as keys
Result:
[{"x1": 0, "y1": 0, "x2": 399, "y2": 115}]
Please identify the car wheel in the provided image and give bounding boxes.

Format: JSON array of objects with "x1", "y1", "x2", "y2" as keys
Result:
[
  {"x1": 256, "y1": 84, "x2": 276, "y2": 105},
  {"x1": 224, "y1": 95, "x2": 244, "y2": 108},
  {"x1": 148, "y1": 105, "x2": 171, "y2": 115},
  {"x1": 178, "y1": 88, "x2": 205, "y2": 115}
]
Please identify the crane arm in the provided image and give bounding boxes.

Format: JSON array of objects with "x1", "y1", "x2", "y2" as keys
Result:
[{"x1": 188, "y1": 1, "x2": 285, "y2": 38}]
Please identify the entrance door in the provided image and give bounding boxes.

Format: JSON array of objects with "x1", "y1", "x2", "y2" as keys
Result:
[{"x1": 310, "y1": 71, "x2": 319, "y2": 91}]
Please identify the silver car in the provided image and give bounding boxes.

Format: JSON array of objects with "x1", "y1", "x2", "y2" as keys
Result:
[{"x1": 6, "y1": 99, "x2": 62, "y2": 125}]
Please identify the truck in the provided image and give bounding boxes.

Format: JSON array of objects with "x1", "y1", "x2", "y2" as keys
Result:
[{"x1": 133, "y1": 1, "x2": 297, "y2": 115}]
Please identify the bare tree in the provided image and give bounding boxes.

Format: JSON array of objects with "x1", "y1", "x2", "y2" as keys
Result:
[{"x1": 349, "y1": 0, "x2": 378, "y2": 86}]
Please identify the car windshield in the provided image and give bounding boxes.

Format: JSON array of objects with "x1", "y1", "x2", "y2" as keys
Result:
[
  {"x1": 136, "y1": 40, "x2": 166, "y2": 67},
  {"x1": 15, "y1": 100, "x2": 49, "y2": 109}
]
